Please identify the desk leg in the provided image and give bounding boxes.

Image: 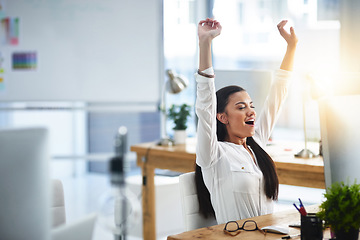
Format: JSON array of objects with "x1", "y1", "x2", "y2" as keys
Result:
[{"x1": 142, "y1": 162, "x2": 156, "y2": 240}]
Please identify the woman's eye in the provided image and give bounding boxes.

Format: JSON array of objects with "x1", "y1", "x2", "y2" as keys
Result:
[{"x1": 251, "y1": 106, "x2": 255, "y2": 109}]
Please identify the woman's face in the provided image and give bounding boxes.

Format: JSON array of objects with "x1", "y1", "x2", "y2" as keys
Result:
[{"x1": 221, "y1": 91, "x2": 256, "y2": 141}]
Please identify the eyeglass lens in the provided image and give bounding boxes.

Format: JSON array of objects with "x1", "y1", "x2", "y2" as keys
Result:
[
  {"x1": 225, "y1": 221, "x2": 239, "y2": 232},
  {"x1": 242, "y1": 220, "x2": 257, "y2": 231}
]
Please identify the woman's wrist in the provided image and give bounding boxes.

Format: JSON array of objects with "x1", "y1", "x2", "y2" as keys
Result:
[
  {"x1": 198, "y1": 36, "x2": 213, "y2": 47},
  {"x1": 286, "y1": 43, "x2": 297, "y2": 51}
]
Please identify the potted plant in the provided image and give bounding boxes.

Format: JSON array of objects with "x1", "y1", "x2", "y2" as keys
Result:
[
  {"x1": 168, "y1": 103, "x2": 191, "y2": 144},
  {"x1": 317, "y1": 181, "x2": 360, "y2": 240}
]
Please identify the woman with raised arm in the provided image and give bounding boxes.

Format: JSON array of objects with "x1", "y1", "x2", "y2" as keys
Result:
[{"x1": 195, "y1": 18, "x2": 298, "y2": 224}]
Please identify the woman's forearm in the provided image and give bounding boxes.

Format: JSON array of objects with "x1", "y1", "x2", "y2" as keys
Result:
[
  {"x1": 197, "y1": 18, "x2": 221, "y2": 71},
  {"x1": 280, "y1": 45, "x2": 297, "y2": 71},
  {"x1": 199, "y1": 39, "x2": 213, "y2": 71}
]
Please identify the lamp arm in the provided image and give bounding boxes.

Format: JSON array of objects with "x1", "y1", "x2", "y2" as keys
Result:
[
  {"x1": 302, "y1": 94, "x2": 308, "y2": 151},
  {"x1": 160, "y1": 81, "x2": 168, "y2": 139}
]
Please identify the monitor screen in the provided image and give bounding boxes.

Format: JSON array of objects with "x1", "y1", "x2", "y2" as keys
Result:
[
  {"x1": 319, "y1": 95, "x2": 360, "y2": 189},
  {"x1": 0, "y1": 127, "x2": 51, "y2": 240}
]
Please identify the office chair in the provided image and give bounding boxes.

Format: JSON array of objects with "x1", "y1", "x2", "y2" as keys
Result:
[
  {"x1": 179, "y1": 172, "x2": 217, "y2": 231},
  {"x1": 51, "y1": 179, "x2": 66, "y2": 228}
]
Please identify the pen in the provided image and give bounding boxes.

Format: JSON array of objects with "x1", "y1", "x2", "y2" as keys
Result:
[
  {"x1": 293, "y1": 203, "x2": 300, "y2": 212},
  {"x1": 293, "y1": 203, "x2": 302, "y2": 215},
  {"x1": 298, "y1": 198, "x2": 304, "y2": 208},
  {"x1": 293, "y1": 202, "x2": 306, "y2": 216},
  {"x1": 298, "y1": 198, "x2": 307, "y2": 216},
  {"x1": 282, "y1": 234, "x2": 300, "y2": 239}
]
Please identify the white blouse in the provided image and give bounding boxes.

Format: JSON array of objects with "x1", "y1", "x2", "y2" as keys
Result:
[{"x1": 195, "y1": 67, "x2": 292, "y2": 224}]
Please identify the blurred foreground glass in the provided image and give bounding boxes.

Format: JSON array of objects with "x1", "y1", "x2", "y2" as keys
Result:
[
  {"x1": 98, "y1": 186, "x2": 141, "y2": 239},
  {"x1": 98, "y1": 127, "x2": 141, "y2": 240}
]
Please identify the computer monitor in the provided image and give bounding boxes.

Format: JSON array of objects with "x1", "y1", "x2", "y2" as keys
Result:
[
  {"x1": 319, "y1": 95, "x2": 360, "y2": 189},
  {"x1": 0, "y1": 127, "x2": 51, "y2": 240}
]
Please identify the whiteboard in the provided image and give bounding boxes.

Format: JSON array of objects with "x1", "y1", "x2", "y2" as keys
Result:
[{"x1": 0, "y1": 0, "x2": 161, "y2": 103}]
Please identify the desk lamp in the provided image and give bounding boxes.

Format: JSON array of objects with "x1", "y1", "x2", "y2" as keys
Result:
[
  {"x1": 294, "y1": 90, "x2": 316, "y2": 158},
  {"x1": 158, "y1": 69, "x2": 189, "y2": 146},
  {"x1": 295, "y1": 74, "x2": 324, "y2": 158}
]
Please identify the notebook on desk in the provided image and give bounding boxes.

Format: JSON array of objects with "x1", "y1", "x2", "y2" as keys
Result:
[
  {"x1": 52, "y1": 213, "x2": 97, "y2": 240},
  {"x1": 261, "y1": 225, "x2": 289, "y2": 235}
]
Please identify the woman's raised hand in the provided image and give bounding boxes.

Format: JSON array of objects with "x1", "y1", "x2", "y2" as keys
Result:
[
  {"x1": 277, "y1": 20, "x2": 298, "y2": 48},
  {"x1": 197, "y1": 18, "x2": 221, "y2": 71},
  {"x1": 198, "y1": 18, "x2": 222, "y2": 43},
  {"x1": 278, "y1": 20, "x2": 298, "y2": 71}
]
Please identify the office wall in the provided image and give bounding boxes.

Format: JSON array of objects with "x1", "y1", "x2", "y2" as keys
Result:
[
  {"x1": 88, "y1": 111, "x2": 160, "y2": 173},
  {"x1": 214, "y1": 69, "x2": 272, "y2": 115},
  {"x1": 0, "y1": 103, "x2": 88, "y2": 178},
  {"x1": 0, "y1": 0, "x2": 162, "y2": 104}
]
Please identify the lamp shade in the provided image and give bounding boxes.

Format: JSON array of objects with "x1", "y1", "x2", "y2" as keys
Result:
[
  {"x1": 166, "y1": 69, "x2": 188, "y2": 94},
  {"x1": 158, "y1": 69, "x2": 189, "y2": 146}
]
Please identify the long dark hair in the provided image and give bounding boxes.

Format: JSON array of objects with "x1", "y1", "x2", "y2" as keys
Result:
[{"x1": 195, "y1": 85, "x2": 279, "y2": 218}]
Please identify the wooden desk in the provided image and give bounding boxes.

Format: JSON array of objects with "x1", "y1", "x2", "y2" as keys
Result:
[
  {"x1": 167, "y1": 205, "x2": 335, "y2": 240},
  {"x1": 130, "y1": 140, "x2": 325, "y2": 240}
]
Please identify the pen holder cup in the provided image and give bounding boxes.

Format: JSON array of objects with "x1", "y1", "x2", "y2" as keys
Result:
[{"x1": 301, "y1": 213, "x2": 323, "y2": 240}]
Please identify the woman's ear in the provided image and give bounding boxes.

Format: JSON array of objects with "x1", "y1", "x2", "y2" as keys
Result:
[{"x1": 216, "y1": 113, "x2": 228, "y2": 124}]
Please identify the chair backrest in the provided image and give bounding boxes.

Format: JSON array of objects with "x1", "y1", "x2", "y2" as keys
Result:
[
  {"x1": 52, "y1": 179, "x2": 66, "y2": 228},
  {"x1": 179, "y1": 172, "x2": 217, "y2": 231}
]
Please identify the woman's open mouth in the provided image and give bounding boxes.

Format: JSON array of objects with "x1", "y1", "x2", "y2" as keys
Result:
[{"x1": 245, "y1": 120, "x2": 255, "y2": 126}]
